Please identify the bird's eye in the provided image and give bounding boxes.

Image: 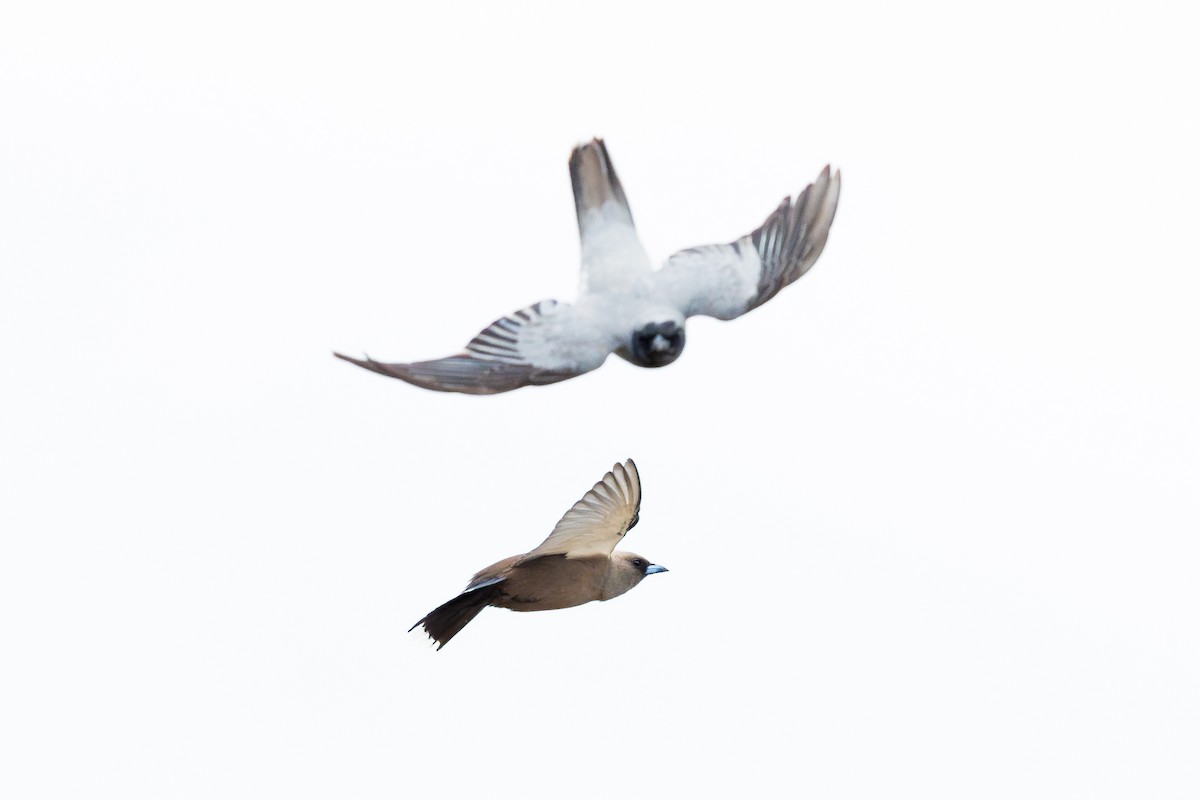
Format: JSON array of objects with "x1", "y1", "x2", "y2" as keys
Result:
[{"x1": 632, "y1": 559, "x2": 644, "y2": 568}]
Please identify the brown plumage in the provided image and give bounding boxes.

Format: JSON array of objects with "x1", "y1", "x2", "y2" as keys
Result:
[{"x1": 410, "y1": 459, "x2": 668, "y2": 649}]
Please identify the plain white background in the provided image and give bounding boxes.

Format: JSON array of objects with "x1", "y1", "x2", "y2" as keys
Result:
[{"x1": 2, "y1": 2, "x2": 1197, "y2": 797}]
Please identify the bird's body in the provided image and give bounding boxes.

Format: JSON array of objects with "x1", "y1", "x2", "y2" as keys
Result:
[
  {"x1": 411, "y1": 460, "x2": 666, "y2": 649},
  {"x1": 336, "y1": 139, "x2": 841, "y2": 394},
  {"x1": 466, "y1": 552, "x2": 642, "y2": 612}
]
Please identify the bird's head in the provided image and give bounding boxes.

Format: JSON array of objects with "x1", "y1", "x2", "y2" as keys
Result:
[
  {"x1": 602, "y1": 552, "x2": 669, "y2": 600},
  {"x1": 617, "y1": 320, "x2": 686, "y2": 368}
]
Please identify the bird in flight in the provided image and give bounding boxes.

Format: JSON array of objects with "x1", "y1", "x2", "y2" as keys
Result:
[
  {"x1": 336, "y1": 139, "x2": 840, "y2": 394},
  {"x1": 410, "y1": 459, "x2": 665, "y2": 649}
]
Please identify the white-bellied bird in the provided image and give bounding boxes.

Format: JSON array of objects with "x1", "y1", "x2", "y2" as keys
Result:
[{"x1": 336, "y1": 139, "x2": 840, "y2": 394}]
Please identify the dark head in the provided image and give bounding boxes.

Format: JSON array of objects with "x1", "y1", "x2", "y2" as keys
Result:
[
  {"x1": 618, "y1": 321, "x2": 686, "y2": 368},
  {"x1": 601, "y1": 552, "x2": 669, "y2": 601},
  {"x1": 629, "y1": 555, "x2": 669, "y2": 576}
]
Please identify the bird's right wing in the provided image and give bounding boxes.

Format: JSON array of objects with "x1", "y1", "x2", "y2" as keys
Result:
[
  {"x1": 334, "y1": 300, "x2": 617, "y2": 394},
  {"x1": 654, "y1": 166, "x2": 840, "y2": 320},
  {"x1": 524, "y1": 460, "x2": 642, "y2": 560}
]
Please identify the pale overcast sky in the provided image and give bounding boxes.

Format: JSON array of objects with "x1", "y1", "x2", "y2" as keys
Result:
[{"x1": 2, "y1": 2, "x2": 1197, "y2": 798}]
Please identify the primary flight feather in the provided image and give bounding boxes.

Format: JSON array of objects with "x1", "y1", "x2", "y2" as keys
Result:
[{"x1": 336, "y1": 139, "x2": 841, "y2": 394}]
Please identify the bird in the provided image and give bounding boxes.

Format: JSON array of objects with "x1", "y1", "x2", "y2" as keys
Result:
[
  {"x1": 410, "y1": 459, "x2": 666, "y2": 649},
  {"x1": 335, "y1": 139, "x2": 841, "y2": 394}
]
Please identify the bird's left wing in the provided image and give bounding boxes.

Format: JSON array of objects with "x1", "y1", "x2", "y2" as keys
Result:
[
  {"x1": 653, "y1": 166, "x2": 840, "y2": 320},
  {"x1": 334, "y1": 300, "x2": 617, "y2": 395},
  {"x1": 523, "y1": 460, "x2": 642, "y2": 560}
]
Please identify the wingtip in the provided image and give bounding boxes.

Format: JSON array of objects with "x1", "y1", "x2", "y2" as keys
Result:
[
  {"x1": 333, "y1": 350, "x2": 370, "y2": 366},
  {"x1": 821, "y1": 164, "x2": 842, "y2": 190},
  {"x1": 802, "y1": 164, "x2": 840, "y2": 202},
  {"x1": 822, "y1": 168, "x2": 842, "y2": 210},
  {"x1": 333, "y1": 352, "x2": 424, "y2": 385},
  {"x1": 615, "y1": 459, "x2": 640, "y2": 499}
]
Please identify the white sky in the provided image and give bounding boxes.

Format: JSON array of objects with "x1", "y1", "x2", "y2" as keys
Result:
[{"x1": 2, "y1": 2, "x2": 1198, "y2": 798}]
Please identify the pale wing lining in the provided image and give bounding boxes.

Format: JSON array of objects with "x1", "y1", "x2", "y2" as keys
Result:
[
  {"x1": 653, "y1": 165, "x2": 841, "y2": 320},
  {"x1": 525, "y1": 460, "x2": 642, "y2": 559},
  {"x1": 333, "y1": 300, "x2": 611, "y2": 395}
]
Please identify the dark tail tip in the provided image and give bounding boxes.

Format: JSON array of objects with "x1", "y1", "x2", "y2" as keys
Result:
[
  {"x1": 411, "y1": 583, "x2": 503, "y2": 650},
  {"x1": 568, "y1": 137, "x2": 632, "y2": 227}
]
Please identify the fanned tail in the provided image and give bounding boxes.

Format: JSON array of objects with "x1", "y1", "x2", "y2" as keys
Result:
[
  {"x1": 569, "y1": 138, "x2": 633, "y2": 230},
  {"x1": 409, "y1": 581, "x2": 505, "y2": 650}
]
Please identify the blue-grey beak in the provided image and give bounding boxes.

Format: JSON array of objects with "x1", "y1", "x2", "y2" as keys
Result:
[{"x1": 645, "y1": 564, "x2": 668, "y2": 575}]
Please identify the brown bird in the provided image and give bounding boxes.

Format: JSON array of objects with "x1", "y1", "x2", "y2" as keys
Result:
[{"x1": 410, "y1": 459, "x2": 667, "y2": 649}]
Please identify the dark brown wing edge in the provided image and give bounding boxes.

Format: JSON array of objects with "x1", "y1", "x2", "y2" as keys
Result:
[
  {"x1": 333, "y1": 352, "x2": 579, "y2": 395},
  {"x1": 746, "y1": 166, "x2": 841, "y2": 311}
]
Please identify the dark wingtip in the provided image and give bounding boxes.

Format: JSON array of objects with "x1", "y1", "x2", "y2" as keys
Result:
[
  {"x1": 333, "y1": 352, "x2": 421, "y2": 384},
  {"x1": 335, "y1": 350, "x2": 577, "y2": 394},
  {"x1": 333, "y1": 351, "x2": 375, "y2": 368}
]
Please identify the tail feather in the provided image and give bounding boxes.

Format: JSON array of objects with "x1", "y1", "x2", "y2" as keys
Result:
[
  {"x1": 569, "y1": 138, "x2": 633, "y2": 230},
  {"x1": 410, "y1": 582, "x2": 504, "y2": 650}
]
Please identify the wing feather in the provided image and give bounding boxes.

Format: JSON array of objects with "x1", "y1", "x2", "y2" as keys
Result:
[
  {"x1": 524, "y1": 460, "x2": 642, "y2": 560},
  {"x1": 654, "y1": 166, "x2": 841, "y2": 320},
  {"x1": 334, "y1": 300, "x2": 613, "y2": 394}
]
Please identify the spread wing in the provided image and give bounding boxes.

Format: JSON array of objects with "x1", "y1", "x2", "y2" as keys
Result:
[
  {"x1": 334, "y1": 300, "x2": 616, "y2": 394},
  {"x1": 653, "y1": 166, "x2": 840, "y2": 320},
  {"x1": 524, "y1": 459, "x2": 642, "y2": 560}
]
